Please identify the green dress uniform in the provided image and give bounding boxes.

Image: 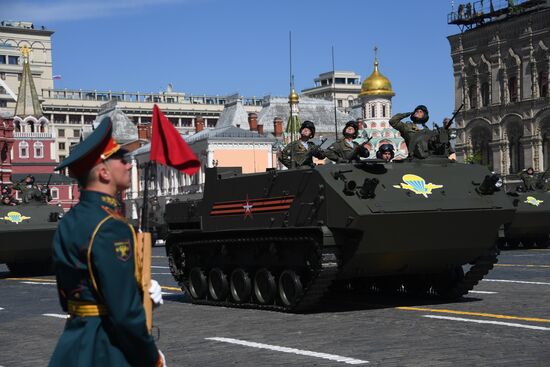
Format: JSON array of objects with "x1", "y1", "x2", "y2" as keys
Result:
[
  {"x1": 325, "y1": 139, "x2": 368, "y2": 163},
  {"x1": 49, "y1": 191, "x2": 159, "y2": 367},
  {"x1": 279, "y1": 140, "x2": 325, "y2": 168},
  {"x1": 49, "y1": 117, "x2": 160, "y2": 367}
]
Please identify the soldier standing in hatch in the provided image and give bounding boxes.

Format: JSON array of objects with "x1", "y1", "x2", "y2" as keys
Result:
[
  {"x1": 49, "y1": 117, "x2": 166, "y2": 367},
  {"x1": 376, "y1": 143, "x2": 395, "y2": 162},
  {"x1": 389, "y1": 105, "x2": 456, "y2": 160},
  {"x1": 325, "y1": 120, "x2": 370, "y2": 163},
  {"x1": 519, "y1": 167, "x2": 537, "y2": 191},
  {"x1": 279, "y1": 120, "x2": 325, "y2": 168}
]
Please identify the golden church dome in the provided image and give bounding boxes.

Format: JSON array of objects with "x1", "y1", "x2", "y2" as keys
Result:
[
  {"x1": 359, "y1": 59, "x2": 395, "y2": 97},
  {"x1": 288, "y1": 88, "x2": 299, "y2": 104}
]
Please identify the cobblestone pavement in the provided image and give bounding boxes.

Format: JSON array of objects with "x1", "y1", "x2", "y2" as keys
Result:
[{"x1": 0, "y1": 248, "x2": 548, "y2": 367}]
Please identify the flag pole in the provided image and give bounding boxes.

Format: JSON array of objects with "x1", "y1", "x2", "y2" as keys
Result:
[{"x1": 138, "y1": 160, "x2": 153, "y2": 334}]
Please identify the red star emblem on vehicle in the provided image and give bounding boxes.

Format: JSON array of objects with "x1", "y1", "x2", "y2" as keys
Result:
[{"x1": 243, "y1": 195, "x2": 253, "y2": 219}]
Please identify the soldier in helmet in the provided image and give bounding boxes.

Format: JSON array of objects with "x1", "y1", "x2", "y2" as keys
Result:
[
  {"x1": 519, "y1": 167, "x2": 537, "y2": 191},
  {"x1": 325, "y1": 120, "x2": 370, "y2": 163},
  {"x1": 376, "y1": 143, "x2": 395, "y2": 162},
  {"x1": 389, "y1": 105, "x2": 455, "y2": 160},
  {"x1": 279, "y1": 120, "x2": 325, "y2": 168}
]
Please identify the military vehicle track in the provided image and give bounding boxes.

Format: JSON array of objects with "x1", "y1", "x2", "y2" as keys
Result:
[{"x1": 167, "y1": 228, "x2": 340, "y2": 312}]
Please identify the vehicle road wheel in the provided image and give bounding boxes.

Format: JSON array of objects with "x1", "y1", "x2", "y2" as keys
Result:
[
  {"x1": 535, "y1": 235, "x2": 549, "y2": 249},
  {"x1": 278, "y1": 270, "x2": 304, "y2": 307},
  {"x1": 522, "y1": 239, "x2": 535, "y2": 249},
  {"x1": 253, "y1": 268, "x2": 276, "y2": 305},
  {"x1": 188, "y1": 267, "x2": 208, "y2": 299},
  {"x1": 507, "y1": 239, "x2": 520, "y2": 249},
  {"x1": 433, "y1": 265, "x2": 465, "y2": 299},
  {"x1": 208, "y1": 268, "x2": 229, "y2": 301},
  {"x1": 230, "y1": 268, "x2": 251, "y2": 303}
]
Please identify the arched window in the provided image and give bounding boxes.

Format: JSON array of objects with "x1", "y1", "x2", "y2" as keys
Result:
[
  {"x1": 481, "y1": 82, "x2": 490, "y2": 107},
  {"x1": 469, "y1": 84, "x2": 478, "y2": 109},
  {"x1": 471, "y1": 125, "x2": 493, "y2": 169},
  {"x1": 539, "y1": 71, "x2": 549, "y2": 98},
  {"x1": 34, "y1": 142, "x2": 44, "y2": 158},
  {"x1": 507, "y1": 122, "x2": 523, "y2": 173},
  {"x1": 382, "y1": 105, "x2": 387, "y2": 117},
  {"x1": 19, "y1": 141, "x2": 29, "y2": 158},
  {"x1": 542, "y1": 124, "x2": 550, "y2": 170},
  {"x1": 509, "y1": 76, "x2": 518, "y2": 102}
]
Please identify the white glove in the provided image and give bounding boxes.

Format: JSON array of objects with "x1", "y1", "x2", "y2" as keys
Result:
[
  {"x1": 158, "y1": 349, "x2": 167, "y2": 367},
  {"x1": 149, "y1": 279, "x2": 163, "y2": 307}
]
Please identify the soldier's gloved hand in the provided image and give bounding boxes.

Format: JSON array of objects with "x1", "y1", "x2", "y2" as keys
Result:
[
  {"x1": 156, "y1": 350, "x2": 167, "y2": 367},
  {"x1": 149, "y1": 279, "x2": 163, "y2": 307}
]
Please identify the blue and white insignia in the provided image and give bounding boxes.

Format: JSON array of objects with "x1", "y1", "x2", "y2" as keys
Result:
[
  {"x1": 3, "y1": 211, "x2": 31, "y2": 224},
  {"x1": 524, "y1": 196, "x2": 543, "y2": 207},
  {"x1": 393, "y1": 174, "x2": 443, "y2": 198},
  {"x1": 114, "y1": 240, "x2": 131, "y2": 261}
]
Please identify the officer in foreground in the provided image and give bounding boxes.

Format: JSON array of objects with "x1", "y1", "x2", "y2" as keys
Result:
[
  {"x1": 389, "y1": 105, "x2": 456, "y2": 160},
  {"x1": 279, "y1": 120, "x2": 325, "y2": 168},
  {"x1": 49, "y1": 117, "x2": 166, "y2": 367},
  {"x1": 325, "y1": 120, "x2": 370, "y2": 163},
  {"x1": 376, "y1": 143, "x2": 395, "y2": 161}
]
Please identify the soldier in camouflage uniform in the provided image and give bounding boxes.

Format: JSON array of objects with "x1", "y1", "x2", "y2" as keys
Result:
[
  {"x1": 519, "y1": 167, "x2": 537, "y2": 191},
  {"x1": 389, "y1": 105, "x2": 456, "y2": 160},
  {"x1": 279, "y1": 121, "x2": 325, "y2": 169},
  {"x1": 325, "y1": 121, "x2": 370, "y2": 163}
]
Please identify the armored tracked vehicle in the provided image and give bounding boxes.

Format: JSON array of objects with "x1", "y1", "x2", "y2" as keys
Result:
[
  {"x1": 500, "y1": 189, "x2": 550, "y2": 249},
  {"x1": 165, "y1": 159, "x2": 514, "y2": 312},
  {"x1": 0, "y1": 189, "x2": 64, "y2": 275}
]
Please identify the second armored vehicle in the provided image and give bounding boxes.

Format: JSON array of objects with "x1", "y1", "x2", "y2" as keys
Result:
[{"x1": 0, "y1": 188, "x2": 65, "y2": 275}]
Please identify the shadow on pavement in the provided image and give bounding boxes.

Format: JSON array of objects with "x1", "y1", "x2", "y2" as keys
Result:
[{"x1": 311, "y1": 292, "x2": 483, "y2": 314}]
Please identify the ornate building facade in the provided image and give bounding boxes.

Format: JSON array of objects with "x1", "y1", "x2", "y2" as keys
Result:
[{"x1": 448, "y1": 1, "x2": 550, "y2": 174}]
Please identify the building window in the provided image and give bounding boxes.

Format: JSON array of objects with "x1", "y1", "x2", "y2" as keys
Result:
[
  {"x1": 58, "y1": 129, "x2": 65, "y2": 137},
  {"x1": 0, "y1": 86, "x2": 5, "y2": 94},
  {"x1": 371, "y1": 105, "x2": 376, "y2": 117},
  {"x1": 59, "y1": 155, "x2": 66, "y2": 161},
  {"x1": 51, "y1": 188, "x2": 59, "y2": 199},
  {"x1": 481, "y1": 82, "x2": 490, "y2": 107},
  {"x1": 539, "y1": 71, "x2": 548, "y2": 98},
  {"x1": 34, "y1": 142, "x2": 44, "y2": 158},
  {"x1": 0, "y1": 101, "x2": 6, "y2": 107},
  {"x1": 59, "y1": 142, "x2": 65, "y2": 150},
  {"x1": 19, "y1": 141, "x2": 29, "y2": 158},
  {"x1": 469, "y1": 85, "x2": 478, "y2": 109},
  {"x1": 0, "y1": 55, "x2": 5, "y2": 64},
  {"x1": 8, "y1": 56, "x2": 19, "y2": 65},
  {"x1": 73, "y1": 129, "x2": 80, "y2": 138},
  {"x1": 509, "y1": 76, "x2": 518, "y2": 102},
  {"x1": 337, "y1": 99, "x2": 343, "y2": 108},
  {"x1": 382, "y1": 105, "x2": 386, "y2": 117}
]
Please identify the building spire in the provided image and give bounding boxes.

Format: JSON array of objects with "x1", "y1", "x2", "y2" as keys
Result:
[
  {"x1": 14, "y1": 45, "x2": 43, "y2": 118},
  {"x1": 374, "y1": 46, "x2": 379, "y2": 69}
]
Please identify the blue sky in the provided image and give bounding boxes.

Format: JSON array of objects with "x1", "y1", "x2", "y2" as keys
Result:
[{"x1": 4, "y1": 0, "x2": 462, "y2": 123}]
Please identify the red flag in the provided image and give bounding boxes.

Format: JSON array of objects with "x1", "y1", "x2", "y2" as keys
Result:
[{"x1": 150, "y1": 104, "x2": 200, "y2": 175}]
